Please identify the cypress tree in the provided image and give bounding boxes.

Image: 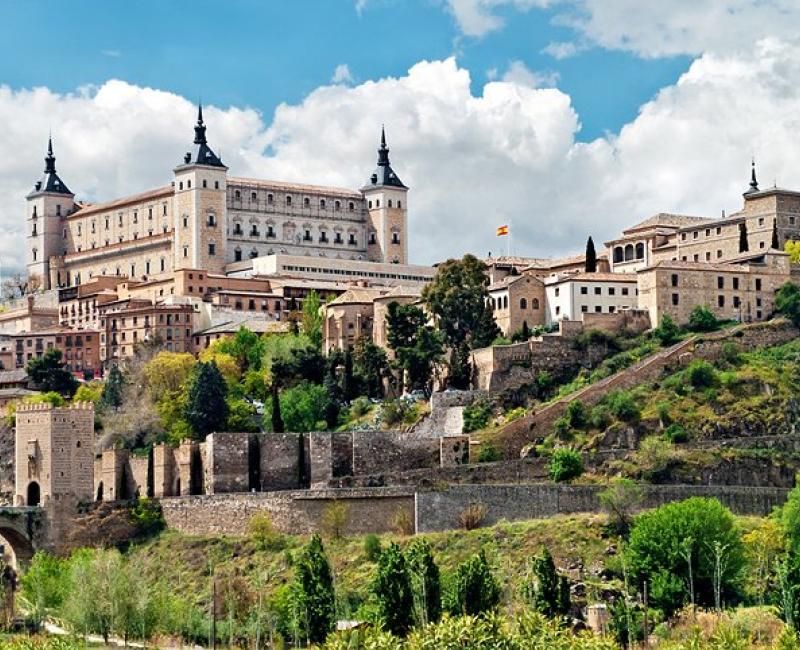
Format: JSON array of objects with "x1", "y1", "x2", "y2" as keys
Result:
[
  {"x1": 585, "y1": 236, "x2": 597, "y2": 273},
  {"x1": 773, "y1": 218, "x2": 780, "y2": 250},
  {"x1": 100, "y1": 364, "x2": 124, "y2": 409},
  {"x1": 406, "y1": 539, "x2": 441, "y2": 625},
  {"x1": 270, "y1": 382, "x2": 284, "y2": 433},
  {"x1": 448, "y1": 550, "x2": 501, "y2": 616},
  {"x1": 739, "y1": 222, "x2": 749, "y2": 253},
  {"x1": 523, "y1": 547, "x2": 571, "y2": 617},
  {"x1": 185, "y1": 361, "x2": 228, "y2": 440},
  {"x1": 294, "y1": 534, "x2": 335, "y2": 644},
  {"x1": 372, "y1": 543, "x2": 414, "y2": 636}
]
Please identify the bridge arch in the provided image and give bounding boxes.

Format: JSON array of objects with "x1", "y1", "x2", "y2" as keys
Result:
[{"x1": 0, "y1": 526, "x2": 35, "y2": 567}]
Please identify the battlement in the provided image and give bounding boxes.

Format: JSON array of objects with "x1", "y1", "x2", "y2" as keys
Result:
[{"x1": 16, "y1": 400, "x2": 95, "y2": 413}]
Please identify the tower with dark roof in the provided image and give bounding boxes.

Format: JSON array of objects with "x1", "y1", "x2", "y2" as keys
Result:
[
  {"x1": 26, "y1": 137, "x2": 75, "y2": 289},
  {"x1": 361, "y1": 127, "x2": 409, "y2": 264},
  {"x1": 173, "y1": 104, "x2": 229, "y2": 274},
  {"x1": 744, "y1": 159, "x2": 760, "y2": 195}
]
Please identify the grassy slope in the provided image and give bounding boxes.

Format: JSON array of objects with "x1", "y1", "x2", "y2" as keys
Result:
[{"x1": 131, "y1": 513, "x2": 615, "y2": 613}]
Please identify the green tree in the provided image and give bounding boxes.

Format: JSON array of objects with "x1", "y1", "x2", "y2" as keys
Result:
[
  {"x1": 27, "y1": 348, "x2": 78, "y2": 397},
  {"x1": 386, "y1": 302, "x2": 444, "y2": 393},
  {"x1": 278, "y1": 381, "x2": 332, "y2": 432},
  {"x1": 447, "y1": 550, "x2": 501, "y2": 616},
  {"x1": 585, "y1": 236, "x2": 597, "y2": 273},
  {"x1": 185, "y1": 361, "x2": 229, "y2": 440},
  {"x1": 294, "y1": 534, "x2": 335, "y2": 644},
  {"x1": 777, "y1": 283, "x2": 800, "y2": 327},
  {"x1": 19, "y1": 552, "x2": 70, "y2": 629},
  {"x1": 100, "y1": 364, "x2": 125, "y2": 409},
  {"x1": 406, "y1": 539, "x2": 441, "y2": 626},
  {"x1": 422, "y1": 255, "x2": 499, "y2": 378},
  {"x1": 226, "y1": 397, "x2": 260, "y2": 432},
  {"x1": 302, "y1": 290, "x2": 324, "y2": 349},
  {"x1": 523, "y1": 548, "x2": 570, "y2": 617},
  {"x1": 352, "y1": 337, "x2": 390, "y2": 399},
  {"x1": 625, "y1": 497, "x2": 746, "y2": 616},
  {"x1": 598, "y1": 478, "x2": 644, "y2": 537},
  {"x1": 688, "y1": 305, "x2": 719, "y2": 332},
  {"x1": 372, "y1": 542, "x2": 414, "y2": 636},
  {"x1": 548, "y1": 448, "x2": 583, "y2": 482},
  {"x1": 653, "y1": 314, "x2": 680, "y2": 346}
]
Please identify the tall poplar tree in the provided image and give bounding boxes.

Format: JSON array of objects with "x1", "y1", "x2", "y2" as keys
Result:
[
  {"x1": 372, "y1": 543, "x2": 414, "y2": 636},
  {"x1": 185, "y1": 361, "x2": 228, "y2": 440},
  {"x1": 294, "y1": 534, "x2": 335, "y2": 644},
  {"x1": 584, "y1": 236, "x2": 597, "y2": 273}
]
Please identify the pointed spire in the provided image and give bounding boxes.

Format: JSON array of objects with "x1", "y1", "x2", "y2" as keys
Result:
[
  {"x1": 747, "y1": 158, "x2": 759, "y2": 194},
  {"x1": 194, "y1": 101, "x2": 207, "y2": 145},
  {"x1": 377, "y1": 125, "x2": 390, "y2": 166},
  {"x1": 44, "y1": 135, "x2": 56, "y2": 174}
]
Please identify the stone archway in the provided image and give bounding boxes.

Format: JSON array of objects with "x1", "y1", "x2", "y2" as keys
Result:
[
  {"x1": 0, "y1": 528, "x2": 34, "y2": 568},
  {"x1": 26, "y1": 482, "x2": 40, "y2": 507}
]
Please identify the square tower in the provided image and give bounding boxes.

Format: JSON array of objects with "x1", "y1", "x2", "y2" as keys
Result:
[
  {"x1": 26, "y1": 139, "x2": 74, "y2": 290},
  {"x1": 173, "y1": 105, "x2": 229, "y2": 274},
  {"x1": 15, "y1": 402, "x2": 95, "y2": 506},
  {"x1": 362, "y1": 128, "x2": 409, "y2": 264}
]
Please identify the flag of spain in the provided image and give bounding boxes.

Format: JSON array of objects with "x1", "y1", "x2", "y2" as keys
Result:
[{"x1": 496, "y1": 225, "x2": 509, "y2": 236}]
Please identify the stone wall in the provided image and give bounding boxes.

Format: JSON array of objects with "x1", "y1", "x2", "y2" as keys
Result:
[
  {"x1": 351, "y1": 431, "x2": 440, "y2": 477},
  {"x1": 204, "y1": 432, "x2": 250, "y2": 494},
  {"x1": 582, "y1": 309, "x2": 651, "y2": 335},
  {"x1": 160, "y1": 487, "x2": 415, "y2": 536},
  {"x1": 430, "y1": 390, "x2": 485, "y2": 409},
  {"x1": 259, "y1": 433, "x2": 305, "y2": 491},
  {"x1": 415, "y1": 484, "x2": 790, "y2": 532}
]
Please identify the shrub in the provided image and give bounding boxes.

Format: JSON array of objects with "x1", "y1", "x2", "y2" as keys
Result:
[
  {"x1": 350, "y1": 396, "x2": 372, "y2": 418},
  {"x1": 459, "y1": 503, "x2": 487, "y2": 531},
  {"x1": 656, "y1": 402, "x2": 672, "y2": 427},
  {"x1": 536, "y1": 371, "x2": 553, "y2": 394},
  {"x1": 294, "y1": 534, "x2": 335, "y2": 644},
  {"x1": 381, "y1": 399, "x2": 408, "y2": 427},
  {"x1": 363, "y1": 534, "x2": 382, "y2": 561},
  {"x1": 625, "y1": 497, "x2": 746, "y2": 616},
  {"x1": 777, "y1": 282, "x2": 800, "y2": 326},
  {"x1": 636, "y1": 436, "x2": 675, "y2": 477},
  {"x1": 589, "y1": 404, "x2": 611, "y2": 430},
  {"x1": 372, "y1": 543, "x2": 414, "y2": 637},
  {"x1": 321, "y1": 500, "x2": 350, "y2": 539},
  {"x1": 607, "y1": 390, "x2": 641, "y2": 422},
  {"x1": 566, "y1": 400, "x2": 588, "y2": 428},
  {"x1": 522, "y1": 547, "x2": 571, "y2": 618},
  {"x1": 722, "y1": 342, "x2": 742, "y2": 366},
  {"x1": 249, "y1": 512, "x2": 285, "y2": 551},
  {"x1": 447, "y1": 551, "x2": 502, "y2": 616},
  {"x1": 688, "y1": 305, "x2": 719, "y2": 332},
  {"x1": 548, "y1": 448, "x2": 583, "y2": 483},
  {"x1": 598, "y1": 477, "x2": 644, "y2": 537},
  {"x1": 654, "y1": 314, "x2": 681, "y2": 346},
  {"x1": 128, "y1": 497, "x2": 165, "y2": 536},
  {"x1": 406, "y1": 539, "x2": 442, "y2": 626},
  {"x1": 663, "y1": 422, "x2": 689, "y2": 443},
  {"x1": 553, "y1": 416, "x2": 572, "y2": 439},
  {"x1": 476, "y1": 443, "x2": 501, "y2": 463},
  {"x1": 688, "y1": 360, "x2": 718, "y2": 388},
  {"x1": 463, "y1": 400, "x2": 492, "y2": 433}
]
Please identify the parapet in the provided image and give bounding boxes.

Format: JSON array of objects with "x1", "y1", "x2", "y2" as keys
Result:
[{"x1": 16, "y1": 401, "x2": 95, "y2": 413}]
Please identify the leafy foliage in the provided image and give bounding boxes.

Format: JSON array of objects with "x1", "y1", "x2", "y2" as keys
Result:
[
  {"x1": 625, "y1": 497, "x2": 746, "y2": 616},
  {"x1": 27, "y1": 348, "x2": 77, "y2": 396},
  {"x1": 406, "y1": 539, "x2": 441, "y2": 626},
  {"x1": 302, "y1": 290, "x2": 324, "y2": 349},
  {"x1": 462, "y1": 399, "x2": 492, "y2": 433},
  {"x1": 549, "y1": 448, "x2": 584, "y2": 482},
  {"x1": 294, "y1": 534, "x2": 335, "y2": 644},
  {"x1": 776, "y1": 283, "x2": 800, "y2": 327},
  {"x1": 372, "y1": 543, "x2": 414, "y2": 636},
  {"x1": 688, "y1": 305, "x2": 720, "y2": 332},
  {"x1": 523, "y1": 547, "x2": 571, "y2": 618},
  {"x1": 99, "y1": 365, "x2": 124, "y2": 409},
  {"x1": 654, "y1": 314, "x2": 681, "y2": 346},
  {"x1": 185, "y1": 360, "x2": 229, "y2": 439},
  {"x1": 446, "y1": 550, "x2": 501, "y2": 616}
]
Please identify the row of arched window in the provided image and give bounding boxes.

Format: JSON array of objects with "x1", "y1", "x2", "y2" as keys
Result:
[
  {"x1": 489, "y1": 296, "x2": 540, "y2": 310},
  {"x1": 612, "y1": 242, "x2": 645, "y2": 263},
  {"x1": 232, "y1": 189, "x2": 358, "y2": 212}
]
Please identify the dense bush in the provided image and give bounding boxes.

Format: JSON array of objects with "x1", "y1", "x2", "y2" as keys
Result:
[
  {"x1": 446, "y1": 551, "x2": 501, "y2": 616},
  {"x1": 364, "y1": 534, "x2": 382, "y2": 562},
  {"x1": 128, "y1": 497, "x2": 165, "y2": 537},
  {"x1": 625, "y1": 497, "x2": 746, "y2": 616},
  {"x1": 462, "y1": 399, "x2": 493, "y2": 433},
  {"x1": 566, "y1": 400, "x2": 588, "y2": 428},
  {"x1": 476, "y1": 443, "x2": 501, "y2": 463},
  {"x1": 607, "y1": 390, "x2": 641, "y2": 422},
  {"x1": 663, "y1": 422, "x2": 689, "y2": 443},
  {"x1": 687, "y1": 360, "x2": 718, "y2": 388},
  {"x1": 688, "y1": 305, "x2": 719, "y2": 332},
  {"x1": 249, "y1": 512, "x2": 285, "y2": 551},
  {"x1": 654, "y1": 314, "x2": 681, "y2": 346},
  {"x1": 776, "y1": 282, "x2": 800, "y2": 327},
  {"x1": 548, "y1": 448, "x2": 584, "y2": 483}
]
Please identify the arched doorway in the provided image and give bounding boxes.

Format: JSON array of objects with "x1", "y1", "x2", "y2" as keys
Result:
[
  {"x1": 96, "y1": 481, "x2": 104, "y2": 502},
  {"x1": 26, "y1": 483, "x2": 40, "y2": 507}
]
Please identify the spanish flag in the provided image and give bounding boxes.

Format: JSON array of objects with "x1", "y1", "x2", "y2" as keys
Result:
[{"x1": 496, "y1": 225, "x2": 509, "y2": 237}]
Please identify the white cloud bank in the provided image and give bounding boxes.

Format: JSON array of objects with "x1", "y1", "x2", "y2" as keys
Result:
[{"x1": 3, "y1": 40, "x2": 800, "y2": 271}]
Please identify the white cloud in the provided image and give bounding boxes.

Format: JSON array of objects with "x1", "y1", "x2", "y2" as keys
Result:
[
  {"x1": 501, "y1": 60, "x2": 559, "y2": 87},
  {"x1": 101, "y1": 49, "x2": 122, "y2": 58},
  {"x1": 355, "y1": 0, "x2": 368, "y2": 15},
  {"x1": 331, "y1": 64, "x2": 355, "y2": 84},
  {"x1": 445, "y1": 0, "x2": 551, "y2": 37},
  {"x1": 4, "y1": 44, "x2": 800, "y2": 272},
  {"x1": 541, "y1": 40, "x2": 582, "y2": 60}
]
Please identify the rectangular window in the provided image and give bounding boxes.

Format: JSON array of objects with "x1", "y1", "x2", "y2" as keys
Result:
[
  {"x1": 733, "y1": 277, "x2": 739, "y2": 290},
  {"x1": 671, "y1": 274, "x2": 679, "y2": 287},
  {"x1": 580, "y1": 286, "x2": 588, "y2": 295},
  {"x1": 608, "y1": 287, "x2": 615, "y2": 296},
  {"x1": 622, "y1": 287, "x2": 629, "y2": 295},
  {"x1": 594, "y1": 305, "x2": 602, "y2": 313},
  {"x1": 581, "y1": 305, "x2": 588, "y2": 313},
  {"x1": 672, "y1": 293, "x2": 679, "y2": 306},
  {"x1": 717, "y1": 276, "x2": 724, "y2": 289},
  {"x1": 733, "y1": 296, "x2": 741, "y2": 308},
  {"x1": 718, "y1": 295, "x2": 725, "y2": 307},
  {"x1": 755, "y1": 278, "x2": 762, "y2": 291},
  {"x1": 594, "y1": 287, "x2": 601, "y2": 295}
]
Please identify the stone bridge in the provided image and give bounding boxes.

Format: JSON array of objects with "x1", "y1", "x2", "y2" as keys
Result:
[{"x1": 0, "y1": 507, "x2": 46, "y2": 565}]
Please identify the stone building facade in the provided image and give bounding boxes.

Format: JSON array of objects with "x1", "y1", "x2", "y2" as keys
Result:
[
  {"x1": 14, "y1": 402, "x2": 95, "y2": 506},
  {"x1": 488, "y1": 274, "x2": 546, "y2": 335},
  {"x1": 27, "y1": 112, "x2": 410, "y2": 291}
]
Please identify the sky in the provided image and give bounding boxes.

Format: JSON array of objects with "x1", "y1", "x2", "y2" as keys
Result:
[{"x1": 1, "y1": 0, "x2": 800, "y2": 270}]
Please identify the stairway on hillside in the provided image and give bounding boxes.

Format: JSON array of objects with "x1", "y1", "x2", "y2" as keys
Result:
[{"x1": 411, "y1": 404, "x2": 465, "y2": 437}]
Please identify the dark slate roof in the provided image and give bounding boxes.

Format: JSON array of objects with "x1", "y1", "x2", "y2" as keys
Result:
[
  {"x1": 361, "y1": 127, "x2": 407, "y2": 191},
  {"x1": 28, "y1": 138, "x2": 73, "y2": 197},
  {"x1": 179, "y1": 104, "x2": 226, "y2": 169}
]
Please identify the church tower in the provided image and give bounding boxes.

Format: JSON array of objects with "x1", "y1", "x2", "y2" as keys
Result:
[
  {"x1": 173, "y1": 104, "x2": 228, "y2": 274},
  {"x1": 26, "y1": 138, "x2": 74, "y2": 290},
  {"x1": 362, "y1": 128, "x2": 409, "y2": 264}
]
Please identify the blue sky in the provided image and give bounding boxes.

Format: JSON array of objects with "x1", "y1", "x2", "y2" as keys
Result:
[
  {"x1": 0, "y1": 0, "x2": 689, "y2": 141},
  {"x1": 1, "y1": 0, "x2": 799, "y2": 269}
]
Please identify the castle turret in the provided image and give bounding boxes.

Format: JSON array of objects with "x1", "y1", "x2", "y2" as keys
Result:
[
  {"x1": 362, "y1": 127, "x2": 409, "y2": 264},
  {"x1": 173, "y1": 104, "x2": 228, "y2": 273},
  {"x1": 26, "y1": 138, "x2": 74, "y2": 289}
]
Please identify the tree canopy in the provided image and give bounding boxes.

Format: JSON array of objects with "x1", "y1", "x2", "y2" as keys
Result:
[{"x1": 27, "y1": 349, "x2": 77, "y2": 397}]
